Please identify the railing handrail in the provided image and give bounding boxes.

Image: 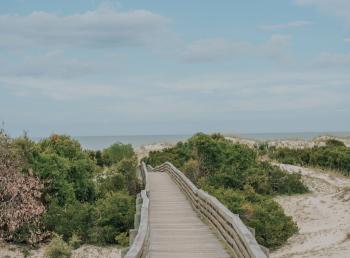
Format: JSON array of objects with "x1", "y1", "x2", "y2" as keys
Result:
[
  {"x1": 140, "y1": 162, "x2": 150, "y2": 195},
  {"x1": 153, "y1": 161, "x2": 268, "y2": 258},
  {"x1": 124, "y1": 164, "x2": 150, "y2": 258}
]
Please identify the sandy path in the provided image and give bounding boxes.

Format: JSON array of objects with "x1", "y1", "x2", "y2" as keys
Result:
[{"x1": 271, "y1": 164, "x2": 350, "y2": 258}]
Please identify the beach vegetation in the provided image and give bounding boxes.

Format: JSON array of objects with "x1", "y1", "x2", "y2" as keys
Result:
[
  {"x1": 269, "y1": 139, "x2": 350, "y2": 176},
  {"x1": 0, "y1": 131, "x2": 138, "y2": 247},
  {"x1": 143, "y1": 133, "x2": 307, "y2": 248}
]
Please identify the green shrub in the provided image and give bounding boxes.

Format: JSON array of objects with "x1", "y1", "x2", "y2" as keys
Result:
[
  {"x1": 43, "y1": 201, "x2": 98, "y2": 243},
  {"x1": 32, "y1": 135, "x2": 98, "y2": 206},
  {"x1": 97, "y1": 158, "x2": 140, "y2": 197},
  {"x1": 44, "y1": 235, "x2": 71, "y2": 258},
  {"x1": 95, "y1": 192, "x2": 135, "y2": 244},
  {"x1": 4, "y1": 133, "x2": 138, "y2": 246},
  {"x1": 115, "y1": 232, "x2": 129, "y2": 247},
  {"x1": 202, "y1": 186, "x2": 298, "y2": 248},
  {"x1": 183, "y1": 159, "x2": 199, "y2": 184},
  {"x1": 269, "y1": 140, "x2": 350, "y2": 177},
  {"x1": 102, "y1": 143, "x2": 135, "y2": 166},
  {"x1": 68, "y1": 233, "x2": 82, "y2": 249},
  {"x1": 325, "y1": 139, "x2": 346, "y2": 147}
]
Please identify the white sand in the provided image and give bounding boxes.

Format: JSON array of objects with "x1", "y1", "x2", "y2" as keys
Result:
[
  {"x1": 135, "y1": 142, "x2": 174, "y2": 161},
  {"x1": 0, "y1": 242, "x2": 121, "y2": 258},
  {"x1": 226, "y1": 135, "x2": 350, "y2": 149},
  {"x1": 271, "y1": 164, "x2": 350, "y2": 258}
]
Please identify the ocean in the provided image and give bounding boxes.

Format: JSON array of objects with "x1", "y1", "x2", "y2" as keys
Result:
[
  {"x1": 33, "y1": 132, "x2": 350, "y2": 150},
  {"x1": 75, "y1": 132, "x2": 350, "y2": 150}
]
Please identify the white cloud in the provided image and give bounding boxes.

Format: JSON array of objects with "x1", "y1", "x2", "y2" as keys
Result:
[
  {"x1": 260, "y1": 20, "x2": 313, "y2": 31},
  {"x1": 294, "y1": 0, "x2": 350, "y2": 21},
  {"x1": 1, "y1": 51, "x2": 95, "y2": 79},
  {"x1": 182, "y1": 35, "x2": 291, "y2": 63},
  {"x1": 154, "y1": 71, "x2": 350, "y2": 111},
  {"x1": 181, "y1": 38, "x2": 250, "y2": 63},
  {"x1": 315, "y1": 52, "x2": 350, "y2": 67},
  {"x1": 1, "y1": 70, "x2": 349, "y2": 134},
  {"x1": 0, "y1": 8, "x2": 171, "y2": 49},
  {"x1": 0, "y1": 77, "x2": 119, "y2": 101}
]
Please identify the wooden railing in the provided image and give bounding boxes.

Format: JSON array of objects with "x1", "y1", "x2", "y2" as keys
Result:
[
  {"x1": 123, "y1": 162, "x2": 150, "y2": 258},
  {"x1": 153, "y1": 162, "x2": 269, "y2": 258}
]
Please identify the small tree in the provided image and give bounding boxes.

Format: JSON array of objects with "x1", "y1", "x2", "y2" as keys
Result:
[{"x1": 0, "y1": 131, "x2": 48, "y2": 244}]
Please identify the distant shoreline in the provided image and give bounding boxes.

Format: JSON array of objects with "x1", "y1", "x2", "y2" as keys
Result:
[
  {"x1": 30, "y1": 132, "x2": 350, "y2": 150},
  {"x1": 227, "y1": 131, "x2": 350, "y2": 141}
]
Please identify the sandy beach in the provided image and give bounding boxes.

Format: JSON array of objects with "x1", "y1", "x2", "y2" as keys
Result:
[{"x1": 271, "y1": 164, "x2": 350, "y2": 258}]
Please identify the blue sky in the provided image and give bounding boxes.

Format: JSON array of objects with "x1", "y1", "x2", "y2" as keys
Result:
[{"x1": 1, "y1": 0, "x2": 350, "y2": 136}]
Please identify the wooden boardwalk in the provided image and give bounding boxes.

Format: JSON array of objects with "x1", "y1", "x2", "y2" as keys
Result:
[{"x1": 148, "y1": 172, "x2": 231, "y2": 258}]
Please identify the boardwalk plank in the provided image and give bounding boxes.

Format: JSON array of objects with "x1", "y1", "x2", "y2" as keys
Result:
[{"x1": 149, "y1": 172, "x2": 231, "y2": 258}]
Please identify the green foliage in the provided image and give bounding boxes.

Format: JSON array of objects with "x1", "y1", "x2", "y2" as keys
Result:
[
  {"x1": 205, "y1": 186, "x2": 298, "y2": 248},
  {"x1": 145, "y1": 133, "x2": 307, "y2": 196},
  {"x1": 270, "y1": 140, "x2": 350, "y2": 176},
  {"x1": 115, "y1": 232, "x2": 129, "y2": 247},
  {"x1": 44, "y1": 192, "x2": 134, "y2": 245},
  {"x1": 325, "y1": 139, "x2": 346, "y2": 147},
  {"x1": 183, "y1": 159, "x2": 200, "y2": 184},
  {"x1": 97, "y1": 159, "x2": 140, "y2": 197},
  {"x1": 102, "y1": 143, "x2": 135, "y2": 166},
  {"x1": 31, "y1": 135, "x2": 98, "y2": 205},
  {"x1": 4, "y1": 133, "x2": 138, "y2": 247},
  {"x1": 144, "y1": 133, "x2": 307, "y2": 248},
  {"x1": 95, "y1": 150, "x2": 104, "y2": 167},
  {"x1": 44, "y1": 235, "x2": 72, "y2": 258},
  {"x1": 43, "y1": 201, "x2": 97, "y2": 243},
  {"x1": 39, "y1": 135, "x2": 83, "y2": 160},
  {"x1": 95, "y1": 192, "x2": 134, "y2": 244},
  {"x1": 11, "y1": 134, "x2": 38, "y2": 173},
  {"x1": 68, "y1": 234, "x2": 82, "y2": 249}
]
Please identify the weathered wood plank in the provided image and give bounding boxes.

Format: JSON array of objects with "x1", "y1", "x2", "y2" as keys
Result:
[
  {"x1": 149, "y1": 172, "x2": 231, "y2": 258},
  {"x1": 153, "y1": 162, "x2": 268, "y2": 258}
]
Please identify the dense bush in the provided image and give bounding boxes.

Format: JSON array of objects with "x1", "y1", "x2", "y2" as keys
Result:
[
  {"x1": 269, "y1": 139, "x2": 350, "y2": 176},
  {"x1": 43, "y1": 192, "x2": 134, "y2": 245},
  {"x1": 94, "y1": 192, "x2": 135, "y2": 244},
  {"x1": 144, "y1": 133, "x2": 307, "y2": 196},
  {"x1": 0, "y1": 131, "x2": 48, "y2": 245},
  {"x1": 1, "y1": 133, "x2": 138, "y2": 247},
  {"x1": 205, "y1": 186, "x2": 298, "y2": 247},
  {"x1": 143, "y1": 133, "x2": 307, "y2": 248},
  {"x1": 101, "y1": 143, "x2": 135, "y2": 166},
  {"x1": 44, "y1": 234, "x2": 72, "y2": 258}
]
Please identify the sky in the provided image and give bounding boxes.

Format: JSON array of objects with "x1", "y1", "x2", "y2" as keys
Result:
[{"x1": 0, "y1": 0, "x2": 350, "y2": 136}]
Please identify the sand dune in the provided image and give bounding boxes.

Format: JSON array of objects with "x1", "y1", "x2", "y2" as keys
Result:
[
  {"x1": 226, "y1": 135, "x2": 350, "y2": 149},
  {"x1": 271, "y1": 164, "x2": 350, "y2": 258}
]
